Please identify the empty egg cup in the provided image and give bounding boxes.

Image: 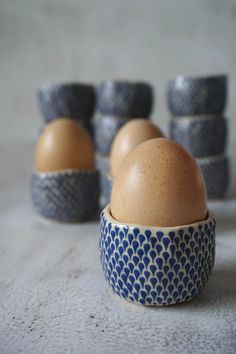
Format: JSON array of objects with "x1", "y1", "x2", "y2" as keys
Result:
[
  {"x1": 167, "y1": 75, "x2": 227, "y2": 116},
  {"x1": 31, "y1": 170, "x2": 99, "y2": 222},
  {"x1": 100, "y1": 205, "x2": 216, "y2": 306},
  {"x1": 169, "y1": 115, "x2": 227, "y2": 158},
  {"x1": 97, "y1": 80, "x2": 153, "y2": 117},
  {"x1": 197, "y1": 155, "x2": 230, "y2": 199},
  {"x1": 37, "y1": 82, "x2": 95, "y2": 123}
]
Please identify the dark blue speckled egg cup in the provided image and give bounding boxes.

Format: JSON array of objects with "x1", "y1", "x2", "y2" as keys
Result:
[
  {"x1": 31, "y1": 170, "x2": 99, "y2": 222},
  {"x1": 37, "y1": 83, "x2": 96, "y2": 123},
  {"x1": 167, "y1": 75, "x2": 227, "y2": 116},
  {"x1": 100, "y1": 206, "x2": 216, "y2": 306},
  {"x1": 197, "y1": 155, "x2": 230, "y2": 199},
  {"x1": 97, "y1": 80, "x2": 154, "y2": 118},
  {"x1": 169, "y1": 115, "x2": 227, "y2": 157}
]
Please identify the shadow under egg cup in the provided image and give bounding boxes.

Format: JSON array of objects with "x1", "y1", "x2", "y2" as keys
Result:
[
  {"x1": 100, "y1": 205, "x2": 216, "y2": 306},
  {"x1": 31, "y1": 170, "x2": 99, "y2": 222}
]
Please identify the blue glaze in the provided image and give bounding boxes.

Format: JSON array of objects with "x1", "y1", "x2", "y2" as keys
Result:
[{"x1": 99, "y1": 206, "x2": 216, "y2": 306}]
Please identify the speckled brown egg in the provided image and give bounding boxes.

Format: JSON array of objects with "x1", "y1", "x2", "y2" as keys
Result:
[
  {"x1": 110, "y1": 119, "x2": 164, "y2": 177},
  {"x1": 35, "y1": 119, "x2": 94, "y2": 172},
  {"x1": 111, "y1": 138, "x2": 207, "y2": 227}
]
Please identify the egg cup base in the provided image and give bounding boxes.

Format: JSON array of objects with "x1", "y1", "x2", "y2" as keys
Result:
[
  {"x1": 31, "y1": 170, "x2": 99, "y2": 223},
  {"x1": 100, "y1": 205, "x2": 216, "y2": 307}
]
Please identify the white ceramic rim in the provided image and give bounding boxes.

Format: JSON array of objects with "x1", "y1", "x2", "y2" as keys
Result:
[{"x1": 102, "y1": 204, "x2": 215, "y2": 232}]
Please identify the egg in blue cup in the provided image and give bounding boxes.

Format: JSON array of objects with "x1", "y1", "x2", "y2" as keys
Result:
[
  {"x1": 31, "y1": 119, "x2": 99, "y2": 222},
  {"x1": 99, "y1": 138, "x2": 216, "y2": 306}
]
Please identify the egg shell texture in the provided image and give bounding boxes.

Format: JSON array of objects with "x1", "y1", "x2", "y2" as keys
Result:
[{"x1": 111, "y1": 138, "x2": 207, "y2": 227}]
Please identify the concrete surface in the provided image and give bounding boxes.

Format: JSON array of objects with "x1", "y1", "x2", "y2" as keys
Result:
[{"x1": 1, "y1": 0, "x2": 236, "y2": 353}]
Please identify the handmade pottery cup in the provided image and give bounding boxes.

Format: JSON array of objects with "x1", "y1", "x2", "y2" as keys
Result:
[
  {"x1": 169, "y1": 115, "x2": 227, "y2": 157},
  {"x1": 167, "y1": 75, "x2": 227, "y2": 116},
  {"x1": 100, "y1": 205, "x2": 216, "y2": 306},
  {"x1": 97, "y1": 80, "x2": 153, "y2": 117},
  {"x1": 197, "y1": 155, "x2": 230, "y2": 199},
  {"x1": 37, "y1": 82, "x2": 96, "y2": 123},
  {"x1": 31, "y1": 170, "x2": 99, "y2": 222}
]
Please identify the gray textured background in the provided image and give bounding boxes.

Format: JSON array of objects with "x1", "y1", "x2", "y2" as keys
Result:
[
  {"x1": 1, "y1": 0, "x2": 235, "y2": 141},
  {"x1": 1, "y1": 0, "x2": 236, "y2": 190}
]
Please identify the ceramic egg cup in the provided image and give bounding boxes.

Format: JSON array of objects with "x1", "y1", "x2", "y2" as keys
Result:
[
  {"x1": 94, "y1": 115, "x2": 139, "y2": 156},
  {"x1": 31, "y1": 170, "x2": 99, "y2": 222},
  {"x1": 95, "y1": 153, "x2": 110, "y2": 174},
  {"x1": 100, "y1": 205, "x2": 216, "y2": 306},
  {"x1": 97, "y1": 80, "x2": 153, "y2": 117},
  {"x1": 197, "y1": 155, "x2": 230, "y2": 199},
  {"x1": 100, "y1": 173, "x2": 113, "y2": 209},
  {"x1": 169, "y1": 115, "x2": 227, "y2": 158},
  {"x1": 167, "y1": 75, "x2": 227, "y2": 116},
  {"x1": 37, "y1": 83, "x2": 96, "y2": 123},
  {"x1": 95, "y1": 154, "x2": 113, "y2": 208}
]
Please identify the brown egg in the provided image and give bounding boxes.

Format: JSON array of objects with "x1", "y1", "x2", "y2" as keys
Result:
[
  {"x1": 111, "y1": 138, "x2": 207, "y2": 227},
  {"x1": 35, "y1": 119, "x2": 94, "y2": 172},
  {"x1": 110, "y1": 119, "x2": 164, "y2": 177}
]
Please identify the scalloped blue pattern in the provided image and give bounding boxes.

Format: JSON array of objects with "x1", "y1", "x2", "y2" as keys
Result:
[{"x1": 99, "y1": 211, "x2": 216, "y2": 306}]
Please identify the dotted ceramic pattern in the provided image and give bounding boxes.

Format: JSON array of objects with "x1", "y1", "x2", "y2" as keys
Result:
[
  {"x1": 167, "y1": 75, "x2": 227, "y2": 116},
  {"x1": 169, "y1": 115, "x2": 227, "y2": 158},
  {"x1": 97, "y1": 81, "x2": 153, "y2": 117},
  {"x1": 38, "y1": 83, "x2": 96, "y2": 123},
  {"x1": 94, "y1": 115, "x2": 133, "y2": 156},
  {"x1": 198, "y1": 155, "x2": 230, "y2": 199},
  {"x1": 100, "y1": 206, "x2": 216, "y2": 306},
  {"x1": 31, "y1": 170, "x2": 99, "y2": 222}
]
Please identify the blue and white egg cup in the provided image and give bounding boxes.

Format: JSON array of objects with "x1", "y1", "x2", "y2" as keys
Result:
[{"x1": 100, "y1": 205, "x2": 216, "y2": 306}]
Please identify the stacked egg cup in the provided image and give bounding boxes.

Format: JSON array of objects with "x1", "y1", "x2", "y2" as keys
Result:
[
  {"x1": 37, "y1": 82, "x2": 95, "y2": 137},
  {"x1": 94, "y1": 80, "x2": 154, "y2": 208},
  {"x1": 32, "y1": 82, "x2": 99, "y2": 223},
  {"x1": 167, "y1": 75, "x2": 230, "y2": 199}
]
